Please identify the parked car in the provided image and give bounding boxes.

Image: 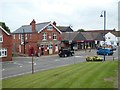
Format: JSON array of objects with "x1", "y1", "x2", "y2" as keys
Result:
[
  {"x1": 111, "y1": 45, "x2": 117, "y2": 51},
  {"x1": 58, "y1": 49, "x2": 74, "y2": 57},
  {"x1": 97, "y1": 48, "x2": 113, "y2": 55}
]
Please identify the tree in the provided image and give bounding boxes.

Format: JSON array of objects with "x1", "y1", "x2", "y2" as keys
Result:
[
  {"x1": 113, "y1": 28, "x2": 116, "y2": 31},
  {"x1": 77, "y1": 29, "x2": 85, "y2": 32},
  {"x1": 0, "y1": 22, "x2": 11, "y2": 33}
]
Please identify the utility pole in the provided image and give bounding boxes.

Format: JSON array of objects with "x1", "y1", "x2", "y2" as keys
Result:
[{"x1": 100, "y1": 10, "x2": 106, "y2": 61}]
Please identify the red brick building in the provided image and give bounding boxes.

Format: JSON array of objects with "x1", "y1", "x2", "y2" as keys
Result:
[
  {"x1": 0, "y1": 26, "x2": 12, "y2": 61},
  {"x1": 12, "y1": 20, "x2": 63, "y2": 56}
]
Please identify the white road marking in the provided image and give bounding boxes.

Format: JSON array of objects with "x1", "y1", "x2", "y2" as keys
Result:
[
  {"x1": 2, "y1": 69, "x2": 5, "y2": 71},
  {"x1": 114, "y1": 57, "x2": 118, "y2": 60},
  {"x1": 74, "y1": 56, "x2": 83, "y2": 58},
  {"x1": 34, "y1": 63, "x2": 36, "y2": 65},
  {"x1": 13, "y1": 62, "x2": 23, "y2": 66},
  {"x1": 28, "y1": 62, "x2": 32, "y2": 63},
  {"x1": 19, "y1": 66, "x2": 23, "y2": 67},
  {"x1": 55, "y1": 59, "x2": 60, "y2": 61},
  {"x1": 28, "y1": 62, "x2": 36, "y2": 65}
]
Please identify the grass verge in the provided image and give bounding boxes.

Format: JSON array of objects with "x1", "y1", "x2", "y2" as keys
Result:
[{"x1": 2, "y1": 61, "x2": 118, "y2": 88}]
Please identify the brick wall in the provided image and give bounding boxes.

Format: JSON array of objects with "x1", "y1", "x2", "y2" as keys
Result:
[{"x1": 2, "y1": 30, "x2": 12, "y2": 61}]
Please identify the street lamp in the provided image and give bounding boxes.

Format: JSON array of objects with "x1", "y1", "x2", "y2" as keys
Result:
[{"x1": 100, "y1": 10, "x2": 106, "y2": 61}]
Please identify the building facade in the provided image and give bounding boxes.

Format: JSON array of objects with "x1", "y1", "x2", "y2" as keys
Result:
[
  {"x1": 12, "y1": 20, "x2": 62, "y2": 56},
  {"x1": 0, "y1": 26, "x2": 12, "y2": 61},
  {"x1": 61, "y1": 31, "x2": 103, "y2": 50}
]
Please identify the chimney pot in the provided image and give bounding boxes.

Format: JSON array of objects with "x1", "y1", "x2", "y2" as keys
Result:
[
  {"x1": 30, "y1": 19, "x2": 36, "y2": 32},
  {"x1": 53, "y1": 21, "x2": 56, "y2": 26}
]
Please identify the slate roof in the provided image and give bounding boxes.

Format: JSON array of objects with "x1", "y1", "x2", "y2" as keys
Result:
[
  {"x1": 12, "y1": 22, "x2": 50, "y2": 34},
  {"x1": 61, "y1": 31, "x2": 103, "y2": 41},
  {"x1": 73, "y1": 32, "x2": 86, "y2": 41},
  {"x1": 81, "y1": 32, "x2": 103, "y2": 41},
  {"x1": 111, "y1": 31, "x2": 120, "y2": 37},
  {"x1": 57, "y1": 26, "x2": 73, "y2": 32},
  {"x1": 61, "y1": 32, "x2": 78, "y2": 41}
]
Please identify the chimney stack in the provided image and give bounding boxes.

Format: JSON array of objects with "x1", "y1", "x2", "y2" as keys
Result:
[
  {"x1": 30, "y1": 19, "x2": 36, "y2": 32},
  {"x1": 53, "y1": 21, "x2": 56, "y2": 26}
]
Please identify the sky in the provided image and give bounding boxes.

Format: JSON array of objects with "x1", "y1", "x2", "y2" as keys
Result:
[{"x1": 0, "y1": 0, "x2": 119, "y2": 32}]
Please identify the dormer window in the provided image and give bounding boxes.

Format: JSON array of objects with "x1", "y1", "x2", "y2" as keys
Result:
[
  {"x1": 0, "y1": 35, "x2": 3, "y2": 43},
  {"x1": 47, "y1": 25, "x2": 53, "y2": 30}
]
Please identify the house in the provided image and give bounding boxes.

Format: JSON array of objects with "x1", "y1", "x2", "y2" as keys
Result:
[
  {"x1": 111, "y1": 31, "x2": 120, "y2": 46},
  {"x1": 12, "y1": 19, "x2": 62, "y2": 56},
  {"x1": 101, "y1": 32, "x2": 118, "y2": 46},
  {"x1": 0, "y1": 26, "x2": 12, "y2": 61}
]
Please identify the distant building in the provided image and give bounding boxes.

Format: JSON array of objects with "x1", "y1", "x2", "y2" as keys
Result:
[
  {"x1": 57, "y1": 26, "x2": 73, "y2": 32},
  {"x1": 61, "y1": 31, "x2": 103, "y2": 50},
  {"x1": 0, "y1": 26, "x2": 12, "y2": 61},
  {"x1": 111, "y1": 31, "x2": 120, "y2": 46}
]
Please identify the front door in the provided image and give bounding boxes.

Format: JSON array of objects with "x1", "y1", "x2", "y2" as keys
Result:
[{"x1": 49, "y1": 44, "x2": 53, "y2": 54}]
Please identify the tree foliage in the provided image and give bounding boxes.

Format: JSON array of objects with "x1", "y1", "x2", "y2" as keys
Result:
[
  {"x1": 0, "y1": 22, "x2": 11, "y2": 33},
  {"x1": 77, "y1": 29, "x2": 85, "y2": 32}
]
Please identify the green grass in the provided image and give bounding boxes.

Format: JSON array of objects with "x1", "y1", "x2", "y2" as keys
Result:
[{"x1": 2, "y1": 61, "x2": 118, "y2": 88}]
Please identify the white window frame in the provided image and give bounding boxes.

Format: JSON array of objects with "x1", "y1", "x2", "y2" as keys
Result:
[
  {"x1": 25, "y1": 34, "x2": 28, "y2": 40},
  {"x1": 21, "y1": 34, "x2": 24, "y2": 45},
  {"x1": 42, "y1": 33, "x2": 47, "y2": 40},
  {"x1": 0, "y1": 35, "x2": 3, "y2": 43},
  {"x1": 0, "y1": 48, "x2": 7, "y2": 57},
  {"x1": 53, "y1": 33, "x2": 57, "y2": 40},
  {"x1": 19, "y1": 34, "x2": 21, "y2": 39},
  {"x1": 13, "y1": 34, "x2": 15, "y2": 39},
  {"x1": 19, "y1": 45, "x2": 21, "y2": 53}
]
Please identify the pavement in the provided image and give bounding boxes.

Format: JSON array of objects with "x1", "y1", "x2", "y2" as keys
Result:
[{"x1": 1, "y1": 48, "x2": 118, "y2": 79}]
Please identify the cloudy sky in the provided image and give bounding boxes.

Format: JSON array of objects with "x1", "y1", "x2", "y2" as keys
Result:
[{"x1": 0, "y1": 0, "x2": 119, "y2": 32}]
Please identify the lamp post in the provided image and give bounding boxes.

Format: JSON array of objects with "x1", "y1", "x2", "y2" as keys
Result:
[{"x1": 100, "y1": 10, "x2": 106, "y2": 61}]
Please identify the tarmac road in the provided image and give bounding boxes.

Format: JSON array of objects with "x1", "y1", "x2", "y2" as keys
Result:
[{"x1": 2, "y1": 48, "x2": 118, "y2": 79}]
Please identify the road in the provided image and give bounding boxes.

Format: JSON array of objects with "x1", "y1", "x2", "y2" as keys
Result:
[{"x1": 1, "y1": 48, "x2": 118, "y2": 79}]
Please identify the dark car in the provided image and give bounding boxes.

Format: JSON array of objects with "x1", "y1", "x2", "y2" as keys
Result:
[
  {"x1": 97, "y1": 48, "x2": 113, "y2": 55},
  {"x1": 58, "y1": 49, "x2": 74, "y2": 57}
]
